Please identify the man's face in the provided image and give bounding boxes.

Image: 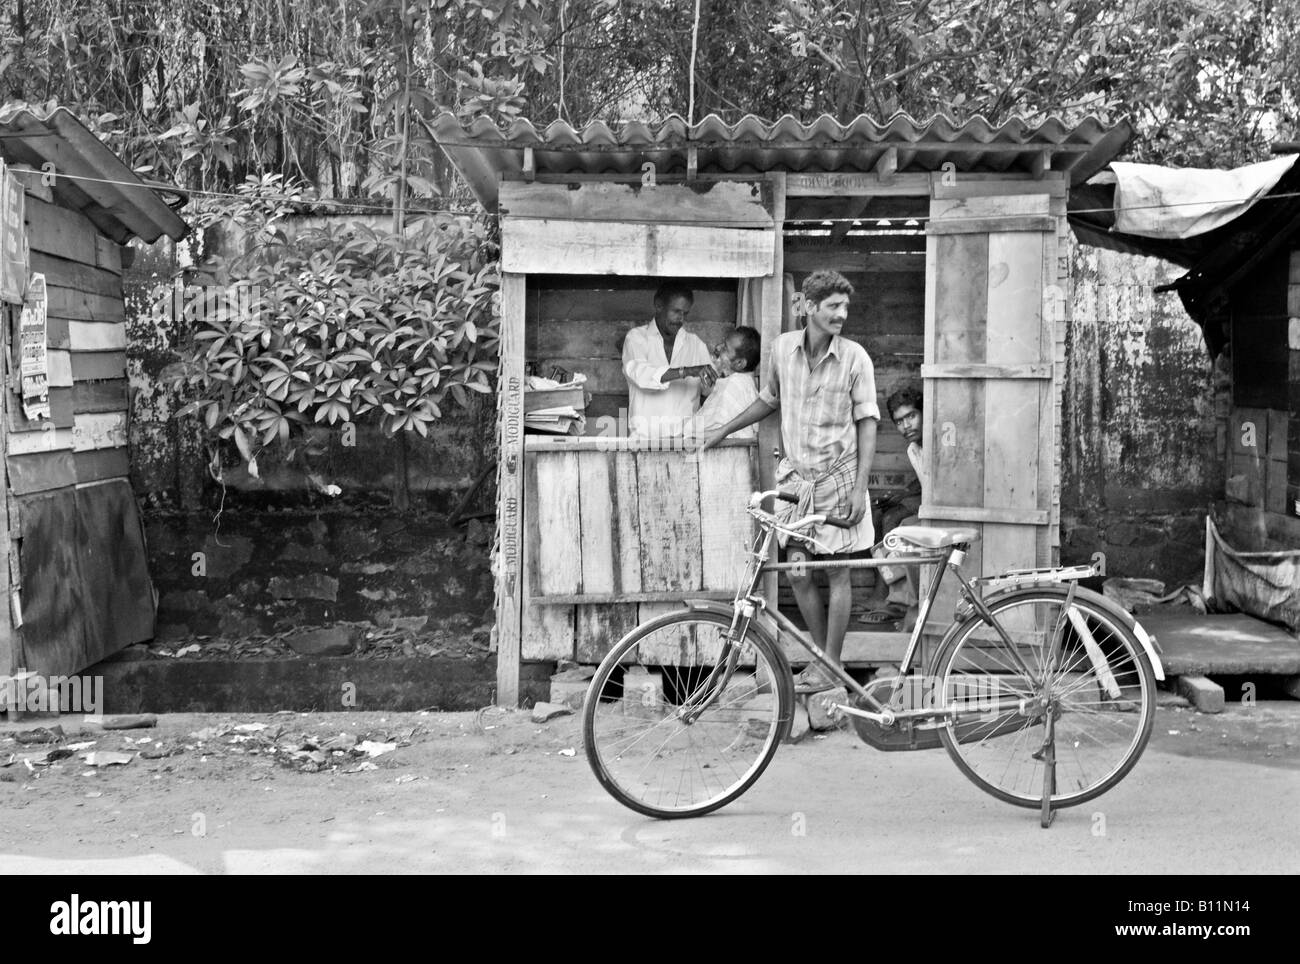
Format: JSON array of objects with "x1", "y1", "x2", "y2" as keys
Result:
[
  {"x1": 806, "y1": 291, "x2": 850, "y2": 339},
  {"x1": 654, "y1": 295, "x2": 693, "y2": 339},
  {"x1": 893, "y1": 402, "x2": 922, "y2": 445},
  {"x1": 712, "y1": 331, "x2": 750, "y2": 374}
]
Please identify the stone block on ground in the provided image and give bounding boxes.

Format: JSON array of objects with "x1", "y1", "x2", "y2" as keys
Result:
[
  {"x1": 531, "y1": 701, "x2": 572, "y2": 723},
  {"x1": 549, "y1": 678, "x2": 590, "y2": 710},
  {"x1": 1175, "y1": 674, "x2": 1225, "y2": 713},
  {"x1": 807, "y1": 686, "x2": 850, "y2": 731},
  {"x1": 783, "y1": 701, "x2": 811, "y2": 743},
  {"x1": 285, "y1": 627, "x2": 355, "y2": 657}
]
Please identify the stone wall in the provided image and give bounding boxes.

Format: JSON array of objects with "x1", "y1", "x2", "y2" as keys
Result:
[
  {"x1": 148, "y1": 500, "x2": 494, "y2": 643},
  {"x1": 1062, "y1": 241, "x2": 1226, "y2": 585}
]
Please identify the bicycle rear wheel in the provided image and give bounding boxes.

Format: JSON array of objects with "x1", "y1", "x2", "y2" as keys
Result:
[
  {"x1": 934, "y1": 587, "x2": 1155, "y2": 809},
  {"x1": 582, "y1": 610, "x2": 793, "y2": 819}
]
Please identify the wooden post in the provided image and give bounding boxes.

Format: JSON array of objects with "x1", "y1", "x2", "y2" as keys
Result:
[
  {"x1": 0, "y1": 303, "x2": 13, "y2": 678},
  {"x1": 759, "y1": 172, "x2": 786, "y2": 607},
  {"x1": 496, "y1": 273, "x2": 526, "y2": 706}
]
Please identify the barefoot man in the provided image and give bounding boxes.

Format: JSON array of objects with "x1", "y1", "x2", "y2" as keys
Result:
[{"x1": 702, "y1": 270, "x2": 880, "y2": 692}]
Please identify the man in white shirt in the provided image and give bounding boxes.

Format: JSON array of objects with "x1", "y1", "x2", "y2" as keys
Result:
[
  {"x1": 682, "y1": 326, "x2": 761, "y2": 442},
  {"x1": 622, "y1": 284, "x2": 715, "y2": 438}
]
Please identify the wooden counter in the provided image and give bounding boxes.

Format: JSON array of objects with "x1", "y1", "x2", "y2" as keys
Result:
[{"x1": 520, "y1": 437, "x2": 760, "y2": 661}]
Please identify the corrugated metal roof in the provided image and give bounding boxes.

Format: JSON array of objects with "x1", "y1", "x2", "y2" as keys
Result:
[
  {"x1": 425, "y1": 111, "x2": 1133, "y2": 209},
  {"x1": 0, "y1": 104, "x2": 189, "y2": 243}
]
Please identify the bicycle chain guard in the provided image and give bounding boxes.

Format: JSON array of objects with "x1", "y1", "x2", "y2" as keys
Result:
[{"x1": 848, "y1": 677, "x2": 944, "y2": 752}]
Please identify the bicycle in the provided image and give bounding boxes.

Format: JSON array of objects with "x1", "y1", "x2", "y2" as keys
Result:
[{"x1": 582, "y1": 490, "x2": 1165, "y2": 827}]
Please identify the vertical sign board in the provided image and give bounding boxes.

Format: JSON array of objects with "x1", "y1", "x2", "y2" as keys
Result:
[
  {"x1": 20, "y1": 273, "x2": 50, "y2": 421},
  {"x1": 0, "y1": 162, "x2": 30, "y2": 305}
]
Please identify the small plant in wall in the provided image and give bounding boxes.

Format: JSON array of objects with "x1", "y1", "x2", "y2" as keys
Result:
[{"x1": 168, "y1": 189, "x2": 500, "y2": 508}]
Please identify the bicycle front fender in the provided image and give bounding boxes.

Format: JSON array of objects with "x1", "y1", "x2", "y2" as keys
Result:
[
  {"x1": 681, "y1": 598, "x2": 784, "y2": 654},
  {"x1": 681, "y1": 598, "x2": 796, "y2": 735}
]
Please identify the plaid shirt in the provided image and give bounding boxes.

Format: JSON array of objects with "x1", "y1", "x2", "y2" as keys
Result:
[{"x1": 759, "y1": 330, "x2": 881, "y2": 553}]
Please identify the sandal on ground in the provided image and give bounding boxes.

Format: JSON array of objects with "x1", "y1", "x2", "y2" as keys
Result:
[
  {"x1": 857, "y1": 604, "x2": 906, "y2": 625},
  {"x1": 793, "y1": 664, "x2": 839, "y2": 694}
]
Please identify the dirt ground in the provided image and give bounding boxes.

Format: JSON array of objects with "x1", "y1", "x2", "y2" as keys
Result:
[{"x1": 1, "y1": 699, "x2": 1297, "y2": 873}]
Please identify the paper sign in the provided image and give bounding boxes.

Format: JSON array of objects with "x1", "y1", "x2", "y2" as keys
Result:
[
  {"x1": 0, "y1": 162, "x2": 30, "y2": 305},
  {"x1": 20, "y1": 272, "x2": 50, "y2": 421}
]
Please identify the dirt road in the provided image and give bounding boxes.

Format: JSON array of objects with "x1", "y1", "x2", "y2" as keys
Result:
[{"x1": 1, "y1": 700, "x2": 1297, "y2": 873}]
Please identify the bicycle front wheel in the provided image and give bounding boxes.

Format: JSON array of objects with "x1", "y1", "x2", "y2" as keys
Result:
[
  {"x1": 934, "y1": 587, "x2": 1155, "y2": 809},
  {"x1": 582, "y1": 610, "x2": 793, "y2": 819}
]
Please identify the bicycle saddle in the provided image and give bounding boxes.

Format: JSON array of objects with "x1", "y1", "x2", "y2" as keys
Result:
[{"x1": 886, "y1": 525, "x2": 979, "y2": 549}]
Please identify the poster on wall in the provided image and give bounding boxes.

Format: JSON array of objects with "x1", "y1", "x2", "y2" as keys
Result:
[
  {"x1": 20, "y1": 272, "x2": 49, "y2": 421},
  {"x1": 0, "y1": 161, "x2": 30, "y2": 305}
]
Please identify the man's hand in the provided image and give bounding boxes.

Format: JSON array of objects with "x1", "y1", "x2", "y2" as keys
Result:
[
  {"x1": 844, "y1": 488, "x2": 869, "y2": 526},
  {"x1": 688, "y1": 364, "x2": 717, "y2": 391},
  {"x1": 698, "y1": 429, "x2": 725, "y2": 453}
]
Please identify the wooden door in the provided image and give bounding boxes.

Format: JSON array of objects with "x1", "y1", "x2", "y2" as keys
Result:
[{"x1": 921, "y1": 187, "x2": 1065, "y2": 616}]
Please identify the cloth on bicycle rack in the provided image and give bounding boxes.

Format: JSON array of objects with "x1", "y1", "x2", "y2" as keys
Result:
[{"x1": 774, "y1": 449, "x2": 865, "y2": 550}]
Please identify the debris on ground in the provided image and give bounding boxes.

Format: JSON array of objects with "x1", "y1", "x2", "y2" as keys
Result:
[
  {"x1": 531, "y1": 702, "x2": 572, "y2": 723},
  {"x1": 81, "y1": 751, "x2": 133, "y2": 767},
  {"x1": 142, "y1": 618, "x2": 493, "y2": 663},
  {"x1": 12, "y1": 726, "x2": 65, "y2": 745},
  {"x1": 100, "y1": 714, "x2": 158, "y2": 730}
]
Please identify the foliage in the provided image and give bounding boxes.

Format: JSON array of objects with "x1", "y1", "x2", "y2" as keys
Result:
[
  {"x1": 4, "y1": 1, "x2": 1297, "y2": 180},
  {"x1": 170, "y1": 208, "x2": 500, "y2": 471}
]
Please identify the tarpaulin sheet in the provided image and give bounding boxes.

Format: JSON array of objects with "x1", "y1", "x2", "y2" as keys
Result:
[
  {"x1": 1112, "y1": 154, "x2": 1298, "y2": 239},
  {"x1": 1205, "y1": 518, "x2": 1300, "y2": 632}
]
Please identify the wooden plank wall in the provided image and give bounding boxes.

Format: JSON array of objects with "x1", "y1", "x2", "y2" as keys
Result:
[
  {"x1": 525, "y1": 276, "x2": 739, "y2": 431},
  {"x1": 521, "y1": 442, "x2": 757, "y2": 663},
  {"x1": 1, "y1": 191, "x2": 148, "y2": 676},
  {"x1": 1227, "y1": 407, "x2": 1289, "y2": 514},
  {"x1": 9, "y1": 198, "x2": 129, "y2": 495}
]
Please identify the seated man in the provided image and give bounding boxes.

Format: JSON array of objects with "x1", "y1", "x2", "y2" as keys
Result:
[
  {"x1": 681, "y1": 326, "x2": 761, "y2": 442},
  {"x1": 861, "y1": 386, "x2": 925, "y2": 625}
]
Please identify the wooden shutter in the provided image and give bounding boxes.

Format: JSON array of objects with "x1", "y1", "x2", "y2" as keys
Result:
[{"x1": 921, "y1": 189, "x2": 1064, "y2": 614}]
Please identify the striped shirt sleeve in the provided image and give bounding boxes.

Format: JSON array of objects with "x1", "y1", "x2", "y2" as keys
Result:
[{"x1": 849, "y1": 345, "x2": 881, "y2": 422}]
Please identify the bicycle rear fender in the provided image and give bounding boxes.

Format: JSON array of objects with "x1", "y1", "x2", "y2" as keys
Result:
[{"x1": 970, "y1": 584, "x2": 1166, "y2": 681}]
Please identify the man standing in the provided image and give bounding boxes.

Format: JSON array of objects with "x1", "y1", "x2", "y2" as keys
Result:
[
  {"x1": 703, "y1": 270, "x2": 879, "y2": 692},
  {"x1": 622, "y1": 283, "x2": 716, "y2": 439}
]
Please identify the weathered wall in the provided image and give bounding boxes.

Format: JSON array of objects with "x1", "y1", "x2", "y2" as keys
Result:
[
  {"x1": 123, "y1": 235, "x2": 496, "y2": 644},
  {"x1": 1062, "y1": 241, "x2": 1225, "y2": 584}
]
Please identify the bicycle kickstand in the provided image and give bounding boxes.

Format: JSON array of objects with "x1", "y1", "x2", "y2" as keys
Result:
[{"x1": 1037, "y1": 711, "x2": 1057, "y2": 829}]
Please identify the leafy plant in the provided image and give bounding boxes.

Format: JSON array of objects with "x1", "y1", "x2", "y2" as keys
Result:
[{"x1": 169, "y1": 210, "x2": 500, "y2": 476}]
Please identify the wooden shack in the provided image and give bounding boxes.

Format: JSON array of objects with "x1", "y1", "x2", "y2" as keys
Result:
[
  {"x1": 428, "y1": 111, "x2": 1133, "y2": 705},
  {"x1": 0, "y1": 105, "x2": 188, "y2": 685},
  {"x1": 1071, "y1": 154, "x2": 1300, "y2": 550}
]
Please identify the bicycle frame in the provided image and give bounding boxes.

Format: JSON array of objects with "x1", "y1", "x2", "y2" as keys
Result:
[{"x1": 714, "y1": 502, "x2": 1056, "y2": 731}]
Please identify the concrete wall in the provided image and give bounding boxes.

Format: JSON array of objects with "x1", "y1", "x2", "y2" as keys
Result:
[{"x1": 1061, "y1": 241, "x2": 1226, "y2": 584}]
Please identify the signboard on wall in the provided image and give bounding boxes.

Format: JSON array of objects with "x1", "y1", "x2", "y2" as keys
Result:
[
  {"x1": 0, "y1": 161, "x2": 30, "y2": 305},
  {"x1": 20, "y1": 272, "x2": 49, "y2": 421}
]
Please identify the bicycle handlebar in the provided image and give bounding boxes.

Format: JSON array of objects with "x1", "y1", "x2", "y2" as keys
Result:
[{"x1": 748, "y1": 490, "x2": 855, "y2": 529}]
